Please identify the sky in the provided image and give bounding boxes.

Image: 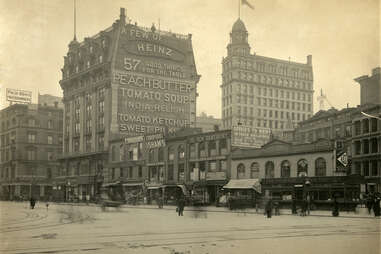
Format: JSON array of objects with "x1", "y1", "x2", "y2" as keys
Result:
[{"x1": 0, "y1": 0, "x2": 379, "y2": 116}]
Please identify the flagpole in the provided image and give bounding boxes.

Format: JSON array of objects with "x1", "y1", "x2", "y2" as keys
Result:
[{"x1": 238, "y1": 0, "x2": 241, "y2": 19}]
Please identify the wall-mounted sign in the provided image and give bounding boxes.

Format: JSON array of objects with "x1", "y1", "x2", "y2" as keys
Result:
[
  {"x1": 6, "y1": 88, "x2": 32, "y2": 104},
  {"x1": 232, "y1": 125, "x2": 271, "y2": 148}
]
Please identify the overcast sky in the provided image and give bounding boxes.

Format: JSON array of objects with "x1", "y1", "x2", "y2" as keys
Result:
[{"x1": 0, "y1": 0, "x2": 379, "y2": 116}]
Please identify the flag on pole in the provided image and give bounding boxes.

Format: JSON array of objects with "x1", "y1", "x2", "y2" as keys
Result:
[{"x1": 242, "y1": 0, "x2": 254, "y2": 10}]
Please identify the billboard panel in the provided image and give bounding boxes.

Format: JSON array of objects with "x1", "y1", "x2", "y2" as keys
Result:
[
  {"x1": 232, "y1": 125, "x2": 271, "y2": 148},
  {"x1": 6, "y1": 88, "x2": 32, "y2": 104},
  {"x1": 113, "y1": 25, "x2": 197, "y2": 137}
]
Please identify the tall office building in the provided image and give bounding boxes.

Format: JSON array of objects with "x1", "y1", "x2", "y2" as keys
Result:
[
  {"x1": 58, "y1": 8, "x2": 199, "y2": 200},
  {"x1": 221, "y1": 19, "x2": 314, "y2": 132}
]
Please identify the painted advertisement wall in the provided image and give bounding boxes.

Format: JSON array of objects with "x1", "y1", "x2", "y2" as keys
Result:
[{"x1": 113, "y1": 25, "x2": 198, "y2": 137}]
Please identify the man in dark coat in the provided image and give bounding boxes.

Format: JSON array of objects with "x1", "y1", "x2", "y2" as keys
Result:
[
  {"x1": 265, "y1": 199, "x2": 273, "y2": 218},
  {"x1": 177, "y1": 196, "x2": 185, "y2": 216},
  {"x1": 30, "y1": 197, "x2": 36, "y2": 209},
  {"x1": 373, "y1": 193, "x2": 380, "y2": 217},
  {"x1": 332, "y1": 197, "x2": 339, "y2": 217}
]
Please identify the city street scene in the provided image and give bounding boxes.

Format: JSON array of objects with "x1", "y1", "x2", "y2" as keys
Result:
[{"x1": 0, "y1": 0, "x2": 380, "y2": 253}]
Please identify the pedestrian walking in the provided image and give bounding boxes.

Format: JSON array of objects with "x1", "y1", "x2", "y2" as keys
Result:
[
  {"x1": 30, "y1": 197, "x2": 36, "y2": 209},
  {"x1": 373, "y1": 193, "x2": 380, "y2": 217},
  {"x1": 177, "y1": 196, "x2": 185, "y2": 216},
  {"x1": 366, "y1": 194, "x2": 374, "y2": 214},
  {"x1": 332, "y1": 197, "x2": 339, "y2": 217},
  {"x1": 274, "y1": 201, "x2": 280, "y2": 216},
  {"x1": 265, "y1": 199, "x2": 273, "y2": 218},
  {"x1": 291, "y1": 199, "x2": 297, "y2": 215}
]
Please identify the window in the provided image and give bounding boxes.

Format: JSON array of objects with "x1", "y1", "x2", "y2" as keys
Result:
[
  {"x1": 178, "y1": 145, "x2": 185, "y2": 160},
  {"x1": 28, "y1": 133, "x2": 36, "y2": 143},
  {"x1": 189, "y1": 143, "x2": 196, "y2": 158},
  {"x1": 265, "y1": 161, "x2": 274, "y2": 178},
  {"x1": 363, "y1": 139, "x2": 369, "y2": 154},
  {"x1": 220, "y1": 160, "x2": 227, "y2": 171},
  {"x1": 129, "y1": 167, "x2": 133, "y2": 178},
  {"x1": 315, "y1": 158, "x2": 326, "y2": 176},
  {"x1": 371, "y1": 138, "x2": 378, "y2": 153},
  {"x1": 363, "y1": 119, "x2": 369, "y2": 133},
  {"x1": 209, "y1": 141, "x2": 217, "y2": 156},
  {"x1": 27, "y1": 150, "x2": 36, "y2": 160},
  {"x1": 158, "y1": 147, "x2": 164, "y2": 161},
  {"x1": 371, "y1": 118, "x2": 378, "y2": 132},
  {"x1": 168, "y1": 164, "x2": 174, "y2": 180},
  {"x1": 237, "y1": 163, "x2": 245, "y2": 179},
  {"x1": 297, "y1": 159, "x2": 308, "y2": 177},
  {"x1": 149, "y1": 149, "x2": 155, "y2": 162},
  {"x1": 73, "y1": 139, "x2": 80, "y2": 152},
  {"x1": 48, "y1": 120, "x2": 53, "y2": 129},
  {"x1": 220, "y1": 139, "x2": 227, "y2": 154},
  {"x1": 178, "y1": 163, "x2": 185, "y2": 181},
  {"x1": 250, "y1": 162, "x2": 259, "y2": 178},
  {"x1": 111, "y1": 145, "x2": 116, "y2": 161},
  {"x1": 86, "y1": 136, "x2": 92, "y2": 152},
  {"x1": 98, "y1": 101, "x2": 104, "y2": 113},
  {"x1": 28, "y1": 118, "x2": 35, "y2": 127},
  {"x1": 46, "y1": 168, "x2": 52, "y2": 179},
  {"x1": 98, "y1": 135, "x2": 104, "y2": 151},
  {"x1": 168, "y1": 146, "x2": 174, "y2": 161},
  {"x1": 280, "y1": 160, "x2": 291, "y2": 178},
  {"x1": 47, "y1": 151, "x2": 53, "y2": 161},
  {"x1": 138, "y1": 166, "x2": 143, "y2": 178},
  {"x1": 199, "y1": 142, "x2": 206, "y2": 157},
  {"x1": 48, "y1": 135, "x2": 53, "y2": 145}
]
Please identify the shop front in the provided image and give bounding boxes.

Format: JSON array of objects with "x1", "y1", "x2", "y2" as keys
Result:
[
  {"x1": 223, "y1": 179, "x2": 262, "y2": 209},
  {"x1": 261, "y1": 175, "x2": 363, "y2": 211},
  {"x1": 123, "y1": 182, "x2": 145, "y2": 205}
]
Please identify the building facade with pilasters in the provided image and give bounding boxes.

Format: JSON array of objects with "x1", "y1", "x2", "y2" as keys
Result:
[{"x1": 0, "y1": 103, "x2": 63, "y2": 200}]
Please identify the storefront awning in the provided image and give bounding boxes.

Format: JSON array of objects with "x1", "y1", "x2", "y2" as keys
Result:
[
  {"x1": 162, "y1": 184, "x2": 188, "y2": 195},
  {"x1": 223, "y1": 179, "x2": 261, "y2": 193},
  {"x1": 122, "y1": 183, "x2": 143, "y2": 187},
  {"x1": 102, "y1": 181, "x2": 120, "y2": 187}
]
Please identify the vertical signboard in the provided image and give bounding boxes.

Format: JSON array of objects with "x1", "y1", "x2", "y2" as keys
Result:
[{"x1": 232, "y1": 125, "x2": 271, "y2": 148}]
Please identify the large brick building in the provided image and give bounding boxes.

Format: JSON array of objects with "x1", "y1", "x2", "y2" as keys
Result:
[
  {"x1": 58, "y1": 8, "x2": 200, "y2": 201},
  {"x1": 221, "y1": 19, "x2": 314, "y2": 132},
  {"x1": 0, "y1": 103, "x2": 63, "y2": 200}
]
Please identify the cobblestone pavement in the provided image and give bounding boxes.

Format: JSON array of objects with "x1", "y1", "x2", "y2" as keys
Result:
[{"x1": 1, "y1": 201, "x2": 380, "y2": 254}]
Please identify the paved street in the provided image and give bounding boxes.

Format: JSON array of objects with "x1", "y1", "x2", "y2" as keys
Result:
[{"x1": 1, "y1": 201, "x2": 380, "y2": 254}]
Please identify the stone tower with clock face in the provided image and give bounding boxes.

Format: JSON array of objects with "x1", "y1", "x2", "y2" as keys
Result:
[{"x1": 227, "y1": 19, "x2": 251, "y2": 57}]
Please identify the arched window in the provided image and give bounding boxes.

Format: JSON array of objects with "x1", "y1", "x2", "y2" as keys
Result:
[
  {"x1": 315, "y1": 158, "x2": 326, "y2": 176},
  {"x1": 168, "y1": 146, "x2": 174, "y2": 161},
  {"x1": 297, "y1": 159, "x2": 308, "y2": 177},
  {"x1": 265, "y1": 161, "x2": 275, "y2": 178},
  {"x1": 280, "y1": 160, "x2": 291, "y2": 178},
  {"x1": 250, "y1": 162, "x2": 259, "y2": 178},
  {"x1": 237, "y1": 163, "x2": 246, "y2": 179},
  {"x1": 178, "y1": 145, "x2": 185, "y2": 160}
]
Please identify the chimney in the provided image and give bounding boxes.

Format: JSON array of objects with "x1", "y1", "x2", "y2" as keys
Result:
[
  {"x1": 120, "y1": 8, "x2": 126, "y2": 23},
  {"x1": 307, "y1": 55, "x2": 312, "y2": 66},
  {"x1": 372, "y1": 67, "x2": 381, "y2": 76}
]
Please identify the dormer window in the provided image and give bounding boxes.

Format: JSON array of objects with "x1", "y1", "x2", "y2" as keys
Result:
[
  {"x1": 87, "y1": 61, "x2": 90, "y2": 68},
  {"x1": 75, "y1": 66, "x2": 79, "y2": 73},
  {"x1": 78, "y1": 51, "x2": 81, "y2": 58},
  {"x1": 102, "y1": 39, "x2": 106, "y2": 48},
  {"x1": 89, "y1": 46, "x2": 93, "y2": 53},
  {"x1": 99, "y1": 55, "x2": 103, "y2": 63}
]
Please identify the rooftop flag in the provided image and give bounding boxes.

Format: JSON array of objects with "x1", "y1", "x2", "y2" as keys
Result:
[{"x1": 242, "y1": 0, "x2": 255, "y2": 10}]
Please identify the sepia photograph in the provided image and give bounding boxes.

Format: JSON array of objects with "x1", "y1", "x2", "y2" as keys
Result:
[{"x1": 0, "y1": 0, "x2": 380, "y2": 253}]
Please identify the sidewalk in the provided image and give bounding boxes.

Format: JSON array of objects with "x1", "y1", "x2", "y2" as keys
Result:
[{"x1": 119, "y1": 204, "x2": 380, "y2": 219}]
